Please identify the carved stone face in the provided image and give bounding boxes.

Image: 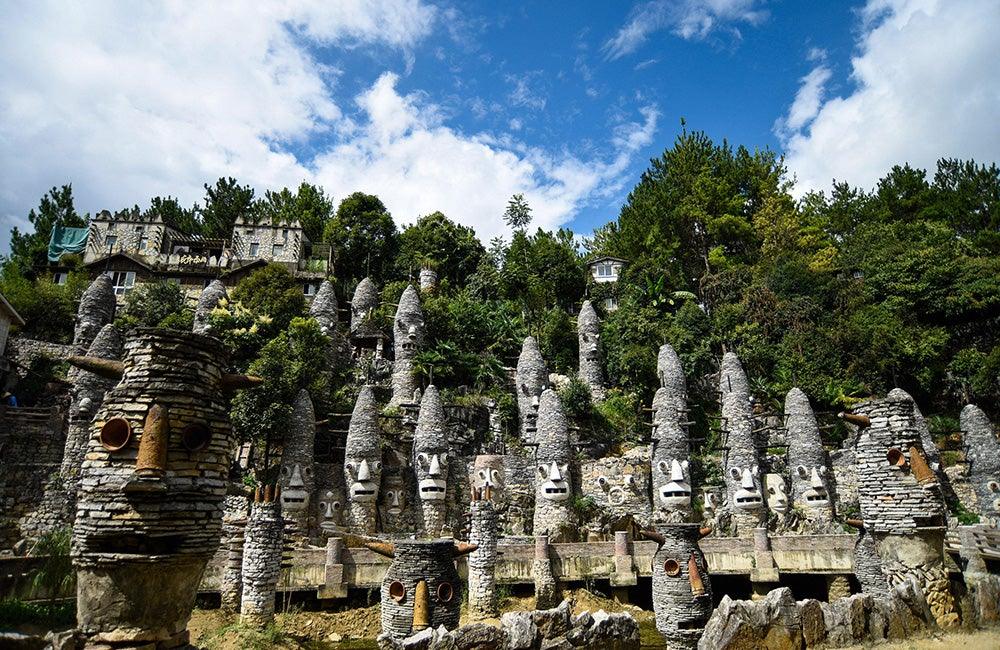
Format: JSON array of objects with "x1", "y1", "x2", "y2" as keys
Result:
[
  {"x1": 416, "y1": 452, "x2": 448, "y2": 501},
  {"x1": 765, "y1": 473, "x2": 789, "y2": 515},
  {"x1": 472, "y1": 455, "x2": 505, "y2": 500},
  {"x1": 729, "y1": 466, "x2": 763, "y2": 510},
  {"x1": 279, "y1": 463, "x2": 312, "y2": 513},
  {"x1": 319, "y1": 490, "x2": 343, "y2": 527},
  {"x1": 581, "y1": 330, "x2": 600, "y2": 361},
  {"x1": 379, "y1": 540, "x2": 467, "y2": 641},
  {"x1": 394, "y1": 286, "x2": 425, "y2": 355},
  {"x1": 346, "y1": 457, "x2": 382, "y2": 502},
  {"x1": 384, "y1": 481, "x2": 407, "y2": 515},
  {"x1": 656, "y1": 459, "x2": 692, "y2": 508},
  {"x1": 537, "y1": 461, "x2": 571, "y2": 502},
  {"x1": 794, "y1": 464, "x2": 830, "y2": 509}
]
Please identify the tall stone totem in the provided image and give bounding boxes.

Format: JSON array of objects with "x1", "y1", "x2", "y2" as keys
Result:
[
  {"x1": 413, "y1": 385, "x2": 450, "y2": 537},
  {"x1": 533, "y1": 389, "x2": 574, "y2": 540},
  {"x1": 68, "y1": 318, "x2": 259, "y2": 646},
  {"x1": 577, "y1": 300, "x2": 606, "y2": 402},
  {"x1": 784, "y1": 388, "x2": 834, "y2": 525},
  {"x1": 516, "y1": 336, "x2": 547, "y2": 443},
  {"x1": 960, "y1": 404, "x2": 1000, "y2": 523},
  {"x1": 651, "y1": 344, "x2": 692, "y2": 522},
  {"x1": 278, "y1": 390, "x2": 316, "y2": 535},
  {"x1": 391, "y1": 285, "x2": 424, "y2": 406},
  {"x1": 344, "y1": 385, "x2": 382, "y2": 535},
  {"x1": 720, "y1": 352, "x2": 766, "y2": 536}
]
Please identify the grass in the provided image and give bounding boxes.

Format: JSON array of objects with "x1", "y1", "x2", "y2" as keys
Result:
[
  {"x1": 0, "y1": 598, "x2": 75, "y2": 628},
  {"x1": 202, "y1": 621, "x2": 292, "y2": 650}
]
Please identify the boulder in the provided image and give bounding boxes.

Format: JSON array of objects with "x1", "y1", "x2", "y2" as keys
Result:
[
  {"x1": 501, "y1": 611, "x2": 538, "y2": 650},
  {"x1": 588, "y1": 610, "x2": 640, "y2": 649},
  {"x1": 972, "y1": 574, "x2": 1000, "y2": 625},
  {"x1": 452, "y1": 623, "x2": 507, "y2": 650},
  {"x1": 761, "y1": 587, "x2": 803, "y2": 650},
  {"x1": 699, "y1": 595, "x2": 766, "y2": 649},
  {"x1": 797, "y1": 599, "x2": 825, "y2": 648},
  {"x1": 401, "y1": 627, "x2": 435, "y2": 650},
  {"x1": 533, "y1": 600, "x2": 571, "y2": 639}
]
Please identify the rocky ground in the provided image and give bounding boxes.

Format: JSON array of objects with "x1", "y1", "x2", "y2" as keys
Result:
[{"x1": 842, "y1": 628, "x2": 1000, "y2": 649}]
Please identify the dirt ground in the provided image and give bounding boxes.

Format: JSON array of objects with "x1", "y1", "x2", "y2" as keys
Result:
[{"x1": 842, "y1": 628, "x2": 1000, "y2": 649}]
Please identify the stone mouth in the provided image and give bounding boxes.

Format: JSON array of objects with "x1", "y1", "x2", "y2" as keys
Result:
[
  {"x1": 83, "y1": 533, "x2": 186, "y2": 558},
  {"x1": 734, "y1": 489, "x2": 763, "y2": 509},
  {"x1": 419, "y1": 479, "x2": 448, "y2": 500},
  {"x1": 350, "y1": 483, "x2": 378, "y2": 501}
]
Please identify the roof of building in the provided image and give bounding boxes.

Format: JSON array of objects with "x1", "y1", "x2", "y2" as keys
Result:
[
  {"x1": 0, "y1": 292, "x2": 25, "y2": 326},
  {"x1": 83, "y1": 251, "x2": 154, "y2": 271},
  {"x1": 586, "y1": 255, "x2": 629, "y2": 266}
]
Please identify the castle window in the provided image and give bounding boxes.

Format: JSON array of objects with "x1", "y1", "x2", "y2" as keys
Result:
[
  {"x1": 272, "y1": 243, "x2": 284, "y2": 257},
  {"x1": 106, "y1": 270, "x2": 136, "y2": 295},
  {"x1": 249, "y1": 242, "x2": 260, "y2": 257},
  {"x1": 52, "y1": 272, "x2": 68, "y2": 285}
]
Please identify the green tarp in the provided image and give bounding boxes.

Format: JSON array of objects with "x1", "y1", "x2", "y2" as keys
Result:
[{"x1": 48, "y1": 225, "x2": 89, "y2": 262}]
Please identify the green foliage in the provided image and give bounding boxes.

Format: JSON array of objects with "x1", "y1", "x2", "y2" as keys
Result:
[
  {"x1": 0, "y1": 599, "x2": 74, "y2": 627},
  {"x1": 29, "y1": 528, "x2": 74, "y2": 602},
  {"x1": 951, "y1": 500, "x2": 980, "y2": 525},
  {"x1": 501, "y1": 228, "x2": 585, "y2": 318},
  {"x1": 8, "y1": 184, "x2": 86, "y2": 277},
  {"x1": 15, "y1": 356, "x2": 68, "y2": 406},
  {"x1": 254, "y1": 182, "x2": 333, "y2": 244},
  {"x1": 201, "y1": 177, "x2": 255, "y2": 240},
  {"x1": 503, "y1": 193, "x2": 533, "y2": 231},
  {"x1": 558, "y1": 375, "x2": 593, "y2": 419},
  {"x1": 117, "y1": 280, "x2": 191, "y2": 329},
  {"x1": 146, "y1": 196, "x2": 200, "y2": 235},
  {"x1": 324, "y1": 192, "x2": 398, "y2": 282},
  {"x1": 397, "y1": 211, "x2": 485, "y2": 285},
  {"x1": 539, "y1": 308, "x2": 577, "y2": 374},
  {"x1": 230, "y1": 263, "x2": 305, "y2": 335},
  {"x1": 591, "y1": 388, "x2": 643, "y2": 446},
  {"x1": 0, "y1": 263, "x2": 89, "y2": 343}
]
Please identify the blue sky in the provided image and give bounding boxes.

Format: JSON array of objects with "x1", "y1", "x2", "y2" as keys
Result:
[{"x1": 1, "y1": 0, "x2": 997, "y2": 249}]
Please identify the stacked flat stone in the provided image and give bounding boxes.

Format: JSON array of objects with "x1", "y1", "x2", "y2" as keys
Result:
[
  {"x1": 533, "y1": 389, "x2": 574, "y2": 539},
  {"x1": 193, "y1": 279, "x2": 227, "y2": 335},
  {"x1": 533, "y1": 534, "x2": 558, "y2": 609},
  {"x1": 419, "y1": 267, "x2": 438, "y2": 292},
  {"x1": 344, "y1": 385, "x2": 382, "y2": 535},
  {"x1": 310, "y1": 279, "x2": 349, "y2": 370},
  {"x1": 516, "y1": 336, "x2": 547, "y2": 443},
  {"x1": 577, "y1": 300, "x2": 606, "y2": 402},
  {"x1": 380, "y1": 540, "x2": 464, "y2": 641},
  {"x1": 649, "y1": 524, "x2": 713, "y2": 650},
  {"x1": 652, "y1": 344, "x2": 692, "y2": 523},
  {"x1": 720, "y1": 353, "x2": 766, "y2": 536},
  {"x1": 468, "y1": 499, "x2": 499, "y2": 619},
  {"x1": 390, "y1": 285, "x2": 425, "y2": 406},
  {"x1": 278, "y1": 390, "x2": 316, "y2": 535},
  {"x1": 889, "y1": 389, "x2": 941, "y2": 469},
  {"x1": 73, "y1": 275, "x2": 115, "y2": 349},
  {"x1": 960, "y1": 404, "x2": 1000, "y2": 522},
  {"x1": 785, "y1": 388, "x2": 834, "y2": 523},
  {"x1": 581, "y1": 448, "x2": 652, "y2": 528},
  {"x1": 72, "y1": 326, "x2": 237, "y2": 644},
  {"x1": 850, "y1": 395, "x2": 956, "y2": 627},
  {"x1": 350, "y1": 277, "x2": 380, "y2": 337},
  {"x1": 240, "y1": 489, "x2": 284, "y2": 628},
  {"x1": 853, "y1": 527, "x2": 888, "y2": 595},
  {"x1": 220, "y1": 494, "x2": 248, "y2": 612},
  {"x1": 413, "y1": 385, "x2": 449, "y2": 537}
]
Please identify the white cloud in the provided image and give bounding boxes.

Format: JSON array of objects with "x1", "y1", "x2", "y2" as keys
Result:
[
  {"x1": 311, "y1": 73, "x2": 659, "y2": 240},
  {"x1": 603, "y1": 0, "x2": 768, "y2": 60},
  {"x1": 506, "y1": 72, "x2": 547, "y2": 111},
  {"x1": 780, "y1": 0, "x2": 1000, "y2": 194},
  {"x1": 0, "y1": 1, "x2": 435, "y2": 239},
  {"x1": 773, "y1": 65, "x2": 832, "y2": 141}
]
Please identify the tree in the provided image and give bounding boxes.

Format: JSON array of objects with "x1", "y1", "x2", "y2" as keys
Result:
[
  {"x1": 200, "y1": 177, "x2": 255, "y2": 240},
  {"x1": 145, "y1": 196, "x2": 200, "y2": 235},
  {"x1": 503, "y1": 193, "x2": 532, "y2": 231},
  {"x1": 324, "y1": 192, "x2": 398, "y2": 282},
  {"x1": 8, "y1": 185, "x2": 86, "y2": 277},
  {"x1": 255, "y1": 182, "x2": 334, "y2": 244},
  {"x1": 117, "y1": 280, "x2": 192, "y2": 329},
  {"x1": 231, "y1": 263, "x2": 306, "y2": 334},
  {"x1": 396, "y1": 211, "x2": 485, "y2": 286}
]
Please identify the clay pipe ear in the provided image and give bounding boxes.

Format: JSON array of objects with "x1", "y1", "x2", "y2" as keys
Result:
[
  {"x1": 698, "y1": 526, "x2": 713, "y2": 539},
  {"x1": 453, "y1": 542, "x2": 478, "y2": 557},
  {"x1": 838, "y1": 412, "x2": 871, "y2": 428},
  {"x1": 67, "y1": 355, "x2": 124, "y2": 380},
  {"x1": 636, "y1": 528, "x2": 666, "y2": 546},
  {"x1": 358, "y1": 538, "x2": 396, "y2": 558},
  {"x1": 845, "y1": 518, "x2": 864, "y2": 529},
  {"x1": 221, "y1": 374, "x2": 264, "y2": 390}
]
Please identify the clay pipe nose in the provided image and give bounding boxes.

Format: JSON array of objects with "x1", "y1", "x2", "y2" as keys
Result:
[
  {"x1": 412, "y1": 580, "x2": 430, "y2": 632},
  {"x1": 126, "y1": 404, "x2": 169, "y2": 493}
]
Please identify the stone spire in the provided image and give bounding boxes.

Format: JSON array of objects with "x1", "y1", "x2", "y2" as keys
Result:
[
  {"x1": 391, "y1": 285, "x2": 425, "y2": 406},
  {"x1": 344, "y1": 385, "x2": 382, "y2": 535},
  {"x1": 419, "y1": 266, "x2": 438, "y2": 292},
  {"x1": 720, "y1": 352, "x2": 765, "y2": 535},
  {"x1": 309, "y1": 279, "x2": 338, "y2": 334},
  {"x1": 961, "y1": 404, "x2": 1000, "y2": 522},
  {"x1": 413, "y1": 385, "x2": 449, "y2": 537},
  {"x1": 785, "y1": 388, "x2": 833, "y2": 523},
  {"x1": 74, "y1": 274, "x2": 115, "y2": 348},
  {"x1": 657, "y1": 343, "x2": 687, "y2": 402},
  {"x1": 577, "y1": 300, "x2": 605, "y2": 402},
  {"x1": 533, "y1": 389, "x2": 573, "y2": 540},
  {"x1": 516, "y1": 336, "x2": 548, "y2": 443},
  {"x1": 278, "y1": 390, "x2": 316, "y2": 533},
  {"x1": 651, "y1": 357, "x2": 693, "y2": 523},
  {"x1": 193, "y1": 279, "x2": 227, "y2": 335},
  {"x1": 888, "y1": 388, "x2": 942, "y2": 470},
  {"x1": 350, "y1": 277, "x2": 379, "y2": 336}
]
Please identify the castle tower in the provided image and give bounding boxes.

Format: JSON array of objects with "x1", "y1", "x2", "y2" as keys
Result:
[
  {"x1": 577, "y1": 300, "x2": 606, "y2": 402},
  {"x1": 720, "y1": 353, "x2": 766, "y2": 536}
]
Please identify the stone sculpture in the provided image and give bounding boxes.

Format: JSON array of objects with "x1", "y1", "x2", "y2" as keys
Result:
[
  {"x1": 390, "y1": 285, "x2": 424, "y2": 406},
  {"x1": 652, "y1": 345, "x2": 692, "y2": 522},
  {"x1": 467, "y1": 495, "x2": 499, "y2": 620},
  {"x1": 419, "y1": 266, "x2": 438, "y2": 292},
  {"x1": 516, "y1": 336, "x2": 547, "y2": 443},
  {"x1": 68, "y1": 323, "x2": 259, "y2": 646},
  {"x1": 364, "y1": 538, "x2": 476, "y2": 641},
  {"x1": 344, "y1": 385, "x2": 382, "y2": 535},
  {"x1": 240, "y1": 485, "x2": 284, "y2": 628},
  {"x1": 960, "y1": 404, "x2": 1000, "y2": 523},
  {"x1": 785, "y1": 388, "x2": 834, "y2": 525},
  {"x1": 73, "y1": 274, "x2": 115, "y2": 349},
  {"x1": 278, "y1": 389, "x2": 316, "y2": 534},
  {"x1": 533, "y1": 389, "x2": 574, "y2": 540},
  {"x1": 193, "y1": 279, "x2": 227, "y2": 335},
  {"x1": 350, "y1": 277, "x2": 380, "y2": 337},
  {"x1": 413, "y1": 385, "x2": 450, "y2": 537},
  {"x1": 640, "y1": 524, "x2": 713, "y2": 650},
  {"x1": 310, "y1": 279, "x2": 349, "y2": 369},
  {"x1": 720, "y1": 352, "x2": 766, "y2": 535},
  {"x1": 577, "y1": 300, "x2": 606, "y2": 402}
]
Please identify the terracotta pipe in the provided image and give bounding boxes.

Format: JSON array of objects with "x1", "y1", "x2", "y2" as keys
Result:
[
  {"x1": 254, "y1": 486, "x2": 262, "y2": 503},
  {"x1": 688, "y1": 553, "x2": 706, "y2": 597},
  {"x1": 412, "y1": 580, "x2": 430, "y2": 632},
  {"x1": 264, "y1": 484, "x2": 273, "y2": 502},
  {"x1": 838, "y1": 412, "x2": 871, "y2": 428},
  {"x1": 909, "y1": 446, "x2": 938, "y2": 485},
  {"x1": 699, "y1": 526, "x2": 713, "y2": 539},
  {"x1": 637, "y1": 528, "x2": 665, "y2": 546},
  {"x1": 67, "y1": 355, "x2": 124, "y2": 380},
  {"x1": 135, "y1": 404, "x2": 169, "y2": 478},
  {"x1": 453, "y1": 542, "x2": 479, "y2": 557},
  {"x1": 361, "y1": 539, "x2": 397, "y2": 558},
  {"x1": 221, "y1": 373, "x2": 264, "y2": 390},
  {"x1": 845, "y1": 518, "x2": 864, "y2": 529}
]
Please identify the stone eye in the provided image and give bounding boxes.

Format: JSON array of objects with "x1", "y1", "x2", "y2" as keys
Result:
[
  {"x1": 437, "y1": 582, "x2": 454, "y2": 602},
  {"x1": 729, "y1": 467, "x2": 741, "y2": 480},
  {"x1": 345, "y1": 462, "x2": 356, "y2": 475},
  {"x1": 99, "y1": 417, "x2": 132, "y2": 451},
  {"x1": 796, "y1": 465, "x2": 808, "y2": 479},
  {"x1": 181, "y1": 424, "x2": 212, "y2": 452},
  {"x1": 663, "y1": 559, "x2": 681, "y2": 576},
  {"x1": 333, "y1": 501, "x2": 342, "y2": 510},
  {"x1": 389, "y1": 581, "x2": 406, "y2": 603},
  {"x1": 491, "y1": 470, "x2": 501, "y2": 482},
  {"x1": 989, "y1": 481, "x2": 1000, "y2": 493},
  {"x1": 886, "y1": 448, "x2": 906, "y2": 467},
  {"x1": 537, "y1": 464, "x2": 548, "y2": 476},
  {"x1": 478, "y1": 470, "x2": 487, "y2": 480},
  {"x1": 280, "y1": 466, "x2": 291, "y2": 478},
  {"x1": 374, "y1": 461, "x2": 382, "y2": 471}
]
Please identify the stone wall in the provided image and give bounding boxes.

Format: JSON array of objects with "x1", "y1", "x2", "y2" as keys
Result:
[
  {"x1": 240, "y1": 491, "x2": 284, "y2": 627},
  {"x1": 580, "y1": 447, "x2": 652, "y2": 532},
  {"x1": 467, "y1": 499, "x2": 499, "y2": 620}
]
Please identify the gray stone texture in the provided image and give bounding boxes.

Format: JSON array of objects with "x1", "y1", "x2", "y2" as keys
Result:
[
  {"x1": 580, "y1": 447, "x2": 652, "y2": 531},
  {"x1": 785, "y1": 388, "x2": 835, "y2": 525},
  {"x1": 279, "y1": 390, "x2": 316, "y2": 534},
  {"x1": 576, "y1": 301, "x2": 605, "y2": 402},
  {"x1": 533, "y1": 390, "x2": 573, "y2": 540},
  {"x1": 516, "y1": 337, "x2": 547, "y2": 443},
  {"x1": 351, "y1": 277, "x2": 380, "y2": 336},
  {"x1": 380, "y1": 539, "x2": 464, "y2": 641},
  {"x1": 960, "y1": 404, "x2": 1000, "y2": 522},
  {"x1": 240, "y1": 496, "x2": 284, "y2": 627},
  {"x1": 219, "y1": 494, "x2": 247, "y2": 613},
  {"x1": 391, "y1": 285, "x2": 425, "y2": 406},
  {"x1": 468, "y1": 499, "x2": 499, "y2": 620},
  {"x1": 345, "y1": 385, "x2": 382, "y2": 535},
  {"x1": 413, "y1": 385, "x2": 449, "y2": 537},
  {"x1": 73, "y1": 275, "x2": 115, "y2": 349},
  {"x1": 192, "y1": 279, "x2": 227, "y2": 335},
  {"x1": 651, "y1": 524, "x2": 713, "y2": 650},
  {"x1": 419, "y1": 267, "x2": 438, "y2": 292},
  {"x1": 652, "y1": 347, "x2": 692, "y2": 523},
  {"x1": 720, "y1": 353, "x2": 766, "y2": 536}
]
